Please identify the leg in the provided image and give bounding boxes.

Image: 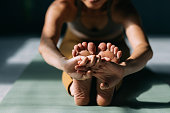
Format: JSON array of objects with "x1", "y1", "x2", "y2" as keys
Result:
[
  {"x1": 96, "y1": 42, "x2": 122, "y2": 106},
  {"x1": 70, "y1": 42, "x2": 96, "y2": 105},
  {"x1": 60, "y1": 28, "x2": 83, "y2": 95}
]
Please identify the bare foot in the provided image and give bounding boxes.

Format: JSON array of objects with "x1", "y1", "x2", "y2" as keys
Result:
[
  {"x1": 72, "y1": 42, "x2": 96, "y2": 57},
  {"x1": 96, "y1": 42, "x2": 122, "y2": 106},
  {"x1": 98, "y1": 42, "x2": 122, "y2": 63},
  {"x1": 70, "y1": 42, "x2": 96, "y2": 105}
]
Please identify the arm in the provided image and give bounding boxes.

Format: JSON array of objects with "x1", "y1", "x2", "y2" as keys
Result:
[
  {"x1": 39, "y1": 0, "x2": 86, "y2": 79},
  {"x1": 119, "y1": 2, "x2": 153, "y2": 77},
  {"x1": 76, "y1": 2, "x2": 153, "y2": 89},
  {"x1": 39, "y1": 0, "x2": 72, "y2": 70}
]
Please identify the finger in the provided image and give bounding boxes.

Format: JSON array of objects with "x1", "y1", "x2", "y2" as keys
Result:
[
  {"x1": 79, "y1": 57, "x2": 88, "y2": 66},
  {"x1": 88, "y1": 42, "x2": 96, "y2": 55},
  {"x1": 107, "y1": 43, "x2": 112, "y2": 51},
  {"x1": 98, "y1": 55, "x2": 103, "y2": 66},
  {"x1": 82, "y1": 74, "x2": 91, "y2": 80},
  {"x1": 76, "y1": 71, "x2": 87, "y2": 80},
  {"x1": 76, "y1": 70, "x2": 86, "y2": 79},
  {"x1": 95, "y1": 55, "x2": 102, "y2": 68},
  {"x1": 101, "y1": 57, "x2": 111, "y2": 61},
  {"x1": 100, "y1": 82, "x2": 110, "y2": 90},
  {"x1": 90, "y1": 55, "x2": 97, "y2": 67},
  {"x1": 87, "y1": 55, "x2": 97, "y2": 67},
  {"x1": 85, "y1": 70, "x2": 92, "y2": 79},
  {"x1": 78, "y1": 43, "x2": 84, "y2": 50},
  {"x1": 96, "y1": 55, "x2": 102, "y2": 63},
  {"x1": 86, "y1": 70, "x2": 92, "y2": 77},
  {"x1": 78, "y1": 60, "x2": 81, "y2": 65},
  {"x1": 82, "y1": 42, "x2": 88, "y2": 49},
  {"x1": 80, "y1": 70, "x2": 92, "y2": 80},
  {"x1": 98, "y1": 42, "x2": 107, "y2": 52}
]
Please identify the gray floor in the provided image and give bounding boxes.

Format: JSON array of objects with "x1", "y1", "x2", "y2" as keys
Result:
[
  {"x1": 0, "y1": 36, "x2": 40, "y2": 102},
  {"x1": 0, "y1": 35, "x2": 170, "y2": 103}
]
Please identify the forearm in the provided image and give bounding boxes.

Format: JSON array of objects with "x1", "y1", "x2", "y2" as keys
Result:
[
  {"x1": 39, "y1": 37, "x2": 67, "y2": 71},
  {"x1": 121, "y1": 44, "x2": 153, "y2": 77},
  {"x1": 38, "y1": 0, "x2": 78, "y2": 71}
]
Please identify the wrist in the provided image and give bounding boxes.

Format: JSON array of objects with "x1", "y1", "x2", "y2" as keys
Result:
[
  {"x1": 56, "y1": 57, "x2": 68, "y2": 71},
  {"x1": 120, "y1": 58, "x2": 135, "y2": 77},
  {"x1": 119, "y1": 61, "x2": 127, "y2": 78}
]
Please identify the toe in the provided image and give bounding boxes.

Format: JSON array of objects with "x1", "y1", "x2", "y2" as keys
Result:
[
  {"x1": 88, "y1": 42, "x2": 96, "y2": 55},
  {"x1": 107, "y1": 43, "x2": 112, "y2": 51},
  {"x1": 114, "y1": 47, "x2": 119, "y2": 55},
  {"x1": 82, "y1": 42, "x2": 88, "y2": 49},
  {"x1": 98, "y1": 42, "x2": 107, "y2": 52},
  {"x1": 78, "y1": 43, "x2": 84, "y2": 51},
  {"x1": 117, "y1": 51, "x2": 122, "y2": 59},
  {"x1": 72, "y1": 49, "x2": 77, "y2": 57},
  {"x1": 74, "y1": 45, "x2": 80, "y2": 53},
  {"x1": 110, "y1": 45, "x2": 115, "y2": 53}
]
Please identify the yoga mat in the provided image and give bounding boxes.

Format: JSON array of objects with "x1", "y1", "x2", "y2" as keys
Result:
[{"x1": 0, "y1": 54, "x2": 170, "y2": 113}]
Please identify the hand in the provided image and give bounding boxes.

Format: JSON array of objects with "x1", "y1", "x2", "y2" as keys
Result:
[
  {"x1": 63, "y1": 56, "x2": 92, "y2": 80},
  {"x1": 76, "y1": 56, "x2": 125, "y2": 89},
  {"x1": 93, "y1": 57, "x2": 124, "y2": 90}
]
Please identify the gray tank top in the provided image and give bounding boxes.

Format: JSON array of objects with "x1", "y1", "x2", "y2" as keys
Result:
[{"x1": 67, "y1": 0, "x2": 123, "y2": 39}]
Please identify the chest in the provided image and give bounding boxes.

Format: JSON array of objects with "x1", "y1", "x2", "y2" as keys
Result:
[{"x1": 80, "y1": 11, "x2": 109, "y2": 30}]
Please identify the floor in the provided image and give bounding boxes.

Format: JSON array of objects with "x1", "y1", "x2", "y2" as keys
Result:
[{"x1": 0, "y1": 35, "x2": 170, "y2": 103}]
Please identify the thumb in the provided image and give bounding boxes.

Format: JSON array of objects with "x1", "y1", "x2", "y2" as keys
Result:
[{"x1": 100, "y1": 82, "x2": 110, "y2": 90}]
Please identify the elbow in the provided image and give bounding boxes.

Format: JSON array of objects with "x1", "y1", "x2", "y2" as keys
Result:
[
  {"x1": 38, "y1": 44, "x2": 44, "y2": 55},
  {"x1": 38, "y1": 37, "x2": 46, "y2": 55}
]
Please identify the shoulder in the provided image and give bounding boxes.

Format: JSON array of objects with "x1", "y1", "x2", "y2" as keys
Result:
[
  {"x1": 111, "y1": 0, "x2": 141, "y2": 25},
  {"x1": 46, "y1": 0, "x2": 77, "y2": 22}
]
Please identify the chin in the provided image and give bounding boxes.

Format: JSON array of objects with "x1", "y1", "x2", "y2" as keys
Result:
[
  {"x1": 87, "y1": 5, "x2": 101, "y2": 10},
  {"x1": 82, "y1": 0, "x2": 106, "y2": 10}
]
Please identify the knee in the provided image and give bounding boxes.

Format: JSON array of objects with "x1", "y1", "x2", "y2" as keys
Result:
[{"x1": 74, "y1": 97, "x2": 90, "y2": 106}]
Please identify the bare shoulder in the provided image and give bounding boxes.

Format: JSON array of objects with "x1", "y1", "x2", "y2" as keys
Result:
[
  {"x1": 46, "y1": 0, "x2": 77, "y2": 22},
  {"x1": 111, "y1": 0, "x2": 141, "y2": 26}
]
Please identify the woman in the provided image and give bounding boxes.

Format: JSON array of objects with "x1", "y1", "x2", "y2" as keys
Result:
[{"x1": 39, "y1": 0, "x2": 153, "y2": 106}]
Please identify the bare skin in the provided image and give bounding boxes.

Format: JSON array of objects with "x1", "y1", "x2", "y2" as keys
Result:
[
  {"x1": 96, "y1": 42, "x2": 122, "y2": 106},
  {"x1": 71, "y1": 42, "x2": 96, "y2": 105},
  {"x1": 39, "y1": 0, "x2": 153, "y2": 106},
  {"x1": 72, "y1": 42, "x2": 122, "y2": 106}
]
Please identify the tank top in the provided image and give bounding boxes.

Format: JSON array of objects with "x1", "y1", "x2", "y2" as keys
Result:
[{"x1": 67, "y1": 0, "x2": 123, "y2": 39}]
